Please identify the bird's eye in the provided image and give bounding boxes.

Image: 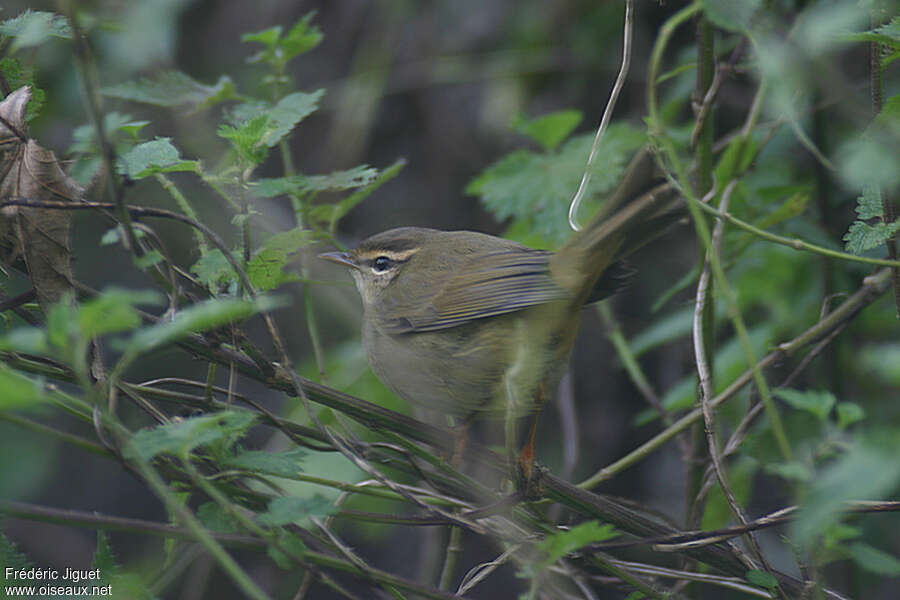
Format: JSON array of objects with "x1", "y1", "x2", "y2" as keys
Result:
[{"x1": 372, "y1": 256, "x2": 394, "y2": 272}]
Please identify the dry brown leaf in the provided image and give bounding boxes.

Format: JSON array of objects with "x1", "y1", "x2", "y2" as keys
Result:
[{"x1": 0, "y1": 86, "x2": 83, "y2": 312}]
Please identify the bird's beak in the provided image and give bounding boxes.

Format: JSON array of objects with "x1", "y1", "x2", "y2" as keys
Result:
[{"x1": 318, "y1": 251, "x2": 358, "y2": 270}]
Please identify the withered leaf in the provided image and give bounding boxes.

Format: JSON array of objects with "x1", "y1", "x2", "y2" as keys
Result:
[{"x1": 0, "y1": 86, "x2": 83, "y2": 312}]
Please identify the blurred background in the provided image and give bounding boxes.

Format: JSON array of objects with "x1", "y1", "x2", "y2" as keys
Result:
[{"x1": 2, "y1": 1, "x2": 898, "y2": 598}]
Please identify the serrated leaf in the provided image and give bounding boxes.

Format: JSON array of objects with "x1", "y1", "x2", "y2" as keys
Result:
[
  {"x1": 468, "y1": 123, "x2": 645, "y2": 245},
  {"x1": 252, "y1": 165, "x2": 378, "y2": 198},
  {"x1": 842, "y1": 17, "x2": 900, "y2": 47},
  {"x1": 217, "y1": 115, "x2": 271, "y2": 165},
  {"x1": 535, "y1": 521, "x2": 618, "y2": 570},
  {"x1": 0, "y1": 10, "x2": 72, "y2": 51},
  {"x1": 848, "y1": 542, "x2": 900, "y2": 576},
  {"x1": 702, "y1": 0, "x2": 761, "y2": 32},
  {"x1": 855, "y1": 185, "x2": 884, "y2": 220},
  {"x1": 843, "y1": 219, "x2": 900, "y2": 254},
  {"x1": 226, "y1": 448, "x2": 307, "y2": 477},
  {"x1": 257, "y1": 494, "x2": 335, "y2": 526},
  {"x1": 247, "y1": 229, "x2": 313, "y2": 291},
  {"x1": 197, "y1": 502, "x2": 239, "y2": 533},
  {"x1": 774, "y1": 388, "x2": 836, "y2": 420},
  {"x1": 125, "y1": 411, "x2": 257, "y2": 461},
  {"x1": 258, "y1": 90, "x2": 324, "y2": 147},
  {"x1": 516, "y1": 110, "x2": 583, "y2": 152},
  {"x1": 310, "y1": 159, "x2": 407, "y2": 230},
  {"x1": 126, "y1": 296, "x2": 285, "y2": 355},
  {"x1": 792, "y1": 438, "x2": 900, "y2": 547},
  {"x1": 117, "y1": 138, "x2": 200, "y2": 179},
  {"x1": 836, "y1": 403, "x2": 865, "y2": 429},
  {"x1": 0, "y1": 365, "x2": 47, "y2": 409},
  {"x1": 243, "y1": 13, "x2": 322, "y2": 69},
  {"x1": 78, "y1": 288, "x2": 162, "y2": 339},
  {"x1": 102, "y1": 71, "x2": 237, "y2": 110},
  {"x1": 191, "y1": 249, "x2": 240, "y2": 290}
]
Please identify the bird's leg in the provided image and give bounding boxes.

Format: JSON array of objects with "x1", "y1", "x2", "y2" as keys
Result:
[{"x1": 515, "y1": 385, "x2": 546, "y2": 499}]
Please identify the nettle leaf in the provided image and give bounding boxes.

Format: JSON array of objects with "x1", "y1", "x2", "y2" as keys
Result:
[
  {"x1": 535, "y1": 521, "x2": 618, "y2": 570},
  {"x1": 226, "y1": 448, "x2": 307, "y2": 477},
  {"x1": 102, "y1": 71, "x2": 238, "y2": 110},
  {"x1": 258, "y1": 90, "x2": 325, "y2": 148},
  {"x1": 117, "y1": 138, "x2": 200, "y2": 179},
  {"x1": 247, "y1": 229, "x2": 315, "y2": 291},
  {"x1": 774, "y1": 388, "x2": 836, "y2": 420},
  {"x1": 243, "y1": 13, "x2": 323, "y2": 68},
  {"x1": 0, "y1": 365, "x2": 47, "y2": 410},
  {"x1": 702, "y1": 0, "x2": 762, "y2": 33},
  {"x1": 843, "y1": 220, "x2": 900, "y2": 254},
  {"x1": 258, "y1": 494, "x2": 335, "y2": 526},
  {"x1": 0, "y1": 10, "x2": 72, "y2": 51},
  {"x1": 197, "y1": 502, "x2": 239, "y2": 534},
  {"x1": 218, "y1": 115, "x2": 270, "y2": 164},
  {"x1": 792, "y1": 437, "x2": 900, "y2": 547},
  {"x1": 310, "y1": 159, "x2": 406, "y2": 230},
  {"x1": 127, "y1": 296, "x2": 285, "y2": 355},
  {"x1": 840, "y1": 16, "x2": 900, "y2": 47},
  {"x1": 78, "y1": 288, "x2": 162, "y2": 339},
  {"x1": 252, "y1": 165, "x2": 378, "y2": 198},
  {"x1": 468, "y1": 123, "x2": 645, "y2": 245},
  {"x1": 515, "y1": 110, "x2": 583, "y2": 152},
  {"x1": 125, "y1": 411, "x2": 257, "y2": 461},
  {"x1": 191, "y1": 249, "x2": 241, "y2": 290}
]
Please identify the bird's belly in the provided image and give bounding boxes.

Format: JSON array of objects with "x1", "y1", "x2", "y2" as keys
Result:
[{"x1": 363, "y1": 310, "x2": 573, "y2": 418}]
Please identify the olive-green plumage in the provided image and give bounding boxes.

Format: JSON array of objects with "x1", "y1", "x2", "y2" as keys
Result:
[{"x1": 321, "y1": 149, "x2": 681, "y2": 418}]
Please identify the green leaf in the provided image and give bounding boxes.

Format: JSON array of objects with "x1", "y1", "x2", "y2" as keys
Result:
[
  {"x1": 78, "y1": 288, "x2": 162, "y2": 338},
  {"x1": 252, "y1": 165, "x2": 378, "y2": 198},
  {"x1": 468, "y1": 123, "x2": 645, "y2": 245},
  {"x1": 0, "y1": 10, "x2": 72, "y2": 51},
  {"x1": 764, "y1": 461, "x2": 812, "y2": 483},
  {"x1": 117, "y1": 138, "x2": 200, "y2": 179},
  {"x1": 535, "y1": 521, "x2": 618, "y2": 570},
  {"x1": 835, "y1": 403, "x2": 865, "y2": 429},
  {"x1": 841, "y1": 17, "x2": 900, "y2": 47},
  {"x1": 102, "y1": 71, "x2": 237, "y2": 110},
  {"x1": 702, "y1": 0, "x2": 762, "y2": 32},
  {"x1": 226, "y1": 448, "x2": 307, "y2": 477},
  {"x1": 92, "y1": 531, "x2": 119, "y2": 578},
  {"x1": 257, "y1": 494, "x2": 335, "y2": 526},
  {"x1": 125, "y1": 411, "x2": 257, "y2": 461},
  {"x1": 792, "y1": 437, "x2": 900, "y2": 547},
  {"x1": 848, "y1": 542, "x2": 900, "y2": 576},
  {"x1": 629, "y1": 305, "x2": 694, "y2": 357},
  {"x1": 843, "y1": 219, "x2": 900, "y2": 254},
  {"x1": 0, "y1": 327, "x2": 47, "y2": 354},
  {"x1": 191, "y1": 249, "x2": 240, "y2": 291},
  {"x1": 854, "y1": 185, "x2": 884, "y2": 220},
  {"x1": 745, "y1": 570, "x2": 778, "y2": 590},
  {"x1": 774, "y1": 388, "x2": 836, "y2": 420},
  {"x1": 267, "y1": 531, "x2": 308, "y2": 570},
  {"x1": 197, "y1": 502, "x2": 239, "y2": 533},
  {"x1": 218, "y1": 115, "x2": 271, "y2": 165},
  {"x1": 247, "y1": 229, "x2": 314, "y2": 291},
  {"x1": 259, "y1": 90, "x2": 325, "y2": 148},
  {"x1": 0, "y1": 365, "x2": 47, "y2": 409},
  {"x1": 515, "y1": 110, "x2": 583, "y2": 152},
  {"x1": 243, "y1": 13, "x2": 322, "y2": 69},
  {"x1": 126, "y1": 296, "x2": 285, "y2": 355},
  {"x1": 309, "y1": 159, "x2": 407, "y2": 230}
]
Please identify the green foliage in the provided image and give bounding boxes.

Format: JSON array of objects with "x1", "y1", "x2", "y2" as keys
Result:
[
  {"x1": 843, "y1": 185, "x2": 900, "y2": 254},
  {"x1": 0, "y1": 364, "x2": 47, "y2": 410},
  {"x1": 701, "y1": 0, "x2": 761, "y2": 33},
  {"x1": 246, "y1": 229, "x2": 314, "y2": 291},
  {"x1": 102, "y1": 71, "x2": 238, "y2": 110},
  {"x1": 125, "y1": 411, "x2": 257, "y2": 461},
  {"x1": 126, "y1": 296, "x2": 285, "y2": 356},
  {"x1": 243, "y1": 13, "x2": 323, "y2": 73},
  {"x1": 530, "y1": 521, "x2": 618, "y2": 573},
  {"x1": 848, "y1": 542, "x2": 900, "y2": 576},
  {"x1": 468, "y1": 121, "x2": 645, "y2": 245},
  {"x1": 745, "y1": 569, "x2": 779, "y2": 591},
  {"x1": 77, "y1": 288, "x2": 162, "y2": 338},
  {"x1": 0, "y1": 57, "x2": 45, "y2": 120},
  {"x1": 257, "y1": 494, "x2": 335, "y2": 526},
  {"x1": 117, "y1": 138, "x2": 200, "y2": 179},
  {"x1": 774, "y1": 388, "x2": 836, "y2": 421},
  {"x1": 0, "y1": 10, "x2": 71, "y2": 51},
  {"x1": 792, "y1": 436, "x2": 900, "y2": 547},
  {"x1": 514, "y1": 109, "x2": 583, "y2": 152},
  {"x1": 225, "y1": 447, "x2": 307, "y2": 477}
]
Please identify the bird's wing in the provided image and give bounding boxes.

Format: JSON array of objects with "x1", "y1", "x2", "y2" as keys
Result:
[{"x1": 377, "y1": 248, "x2": 569, "y2": 334}]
